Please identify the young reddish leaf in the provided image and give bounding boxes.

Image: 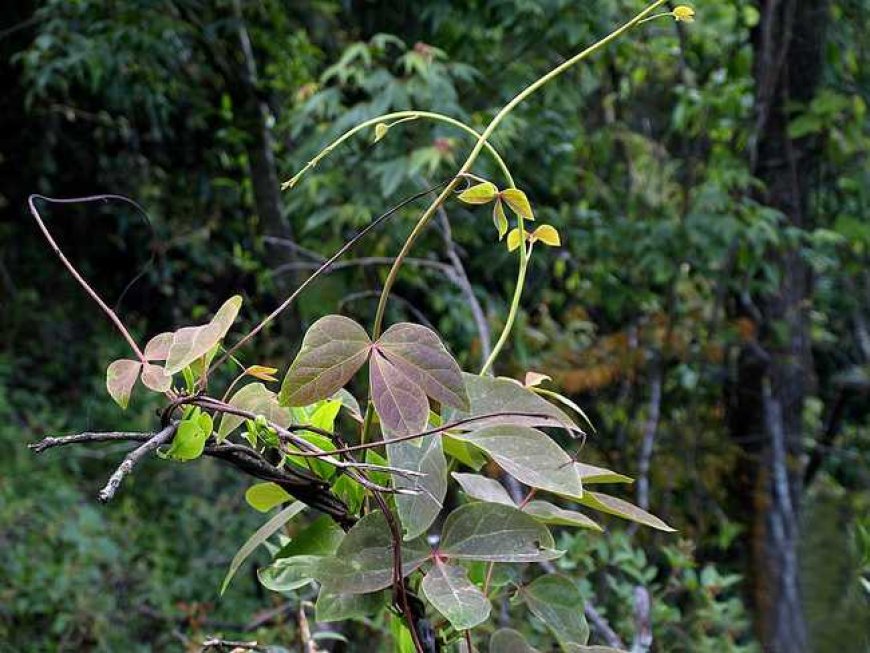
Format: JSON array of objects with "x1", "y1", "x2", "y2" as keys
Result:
[
  {"x1": 165, "y1": 295, "x2": 243, "y2": 374},
  {"x1": 279, "y1": 315, "x2": 371, "y2": 407},
  {"x1": 492, "y1": 199, "x2": 509, "y2": 239},
  {"x1": 576, "y1": 491, "x2": 676, "y2": 532},
  {"x1": 245, "y1": 365, "x2": 279, "y2": 382},
  {"x1": 389, "y1": 435, "x2": 447, "y2": 540},
  {"x1": 217, "y1": 383, "x2": 291, "y2": 442},
  {"x1": 245, "y1": 482, "x2": 292, "y2": 513},
  {"x1": 421, "y1": 560, "x2": 491, "y2": 630},
  {"x1": 458, "y1": 181, "x2": 498, "y2": 205},
  {"x1": 500, "y1": 188, "x2": 534, "y2": 221},
  {"x1": 106, "y1": 359, "x2": 141, "y2": 409},
  {"x1": 375, "y1": 322, "x2": 469, "y2": 411},
  {"x1": 141, "y1": 362, "x2": 172, "y2": 392},
  {"x1": 439, "y1": 503, "x2": 561, "y2": 562},
  {"x1": 524, "y1": 371, "x2": 552, "y2": 388},
  {"x1": 523, "y1": 500, "x2": 602, "y2": 531},
  {"x1": 369, "y1": 351, "x2": 429, "y2": 439},
  {"x1": 143, "y1": 332, "x2": 173, "y2": 361},
  {"x1": 531, "y1": 224, "x2": 561, "y2": 247},
  {"x1": 451, "y1": 425, "x2": 584, "y2": 498},
  {"x1": 452, "y1": 472, "x2": 516, "y2": 506},
  {"x1": 522, "y1": 575, "x2": 590, "y2": 648}
]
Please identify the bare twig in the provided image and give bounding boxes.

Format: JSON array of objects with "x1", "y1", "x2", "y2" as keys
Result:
[
  {"x1": 29, "y1": 431, "x2": 151, "y2": 453},
  {"x1": 97, "y1": 423, "x2": 177, "y2": 502},
  {"x1": 585, "y1": 601, "x2": 627, "y2": 650},
  {"x1": 298, "y1": 602, "x2": 322, "y2": 653}
]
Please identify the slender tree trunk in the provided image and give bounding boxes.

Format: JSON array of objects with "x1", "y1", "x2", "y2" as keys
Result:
[{"x1": 729, "y1": 2, "x2": 828, "y2": 651}]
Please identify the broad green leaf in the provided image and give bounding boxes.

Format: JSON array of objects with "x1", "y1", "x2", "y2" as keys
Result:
[
  {"x1": 316, "y1": 587, "x2": 386, "y2": 622},
  {"x1": 286, "y1": 432, "x2": 337, "y2": 480},
  {"x1": 221, "y1": 501, "x2": 306, "y2": 595},
  {"x1": 444, "y1": 374, "x2": 580, "y2": 435},
  {"x1": 523, "y1": 501, "x2": 602, "y2": 532},
  {"x1": 501, "y1": 188, "x2": 534, "y2": 220},
  {"x1": 106, "y1": 359, "x2": 141, "y2": 409},
  {"x1": 458, "y1": 181, "x2": 498, "y2": 205},
  {"x1": 493, "y1": 199, "x2": 509, "y2": 239},
  {"x1": 376, "y1": 323, "x2": 469, "y2": 411},
  {"x1": 390, "y1": 613, "x2": 417, "y2": 653},
  {"x1": 369, "y1": 351, "x2": 429, "y2": 439},
  {"x1": 443, "y1": 436, "x2": 487, "y2": 470},
  {"x1": 143, "y1": 332, "x2": 173, "y2": 360},
  {"x1": 245, "y1": 482, "x2": 292, "y2": 513},
  {"x1": 439, "y1": 503, "x2": 561, "y2": 562},
  {"x1": 258, "y1": 554, "x2": 320, "y2": 593},
  {"x1": 217, "y1": 383, "x2": 291, "y2": 442},
  {"x1": 489, "y1": 629, "x2": 542, "y2": 653},
  {"x1": 332, "y1": 475, "x2": 364, "y2": 514},
  {"x1": 522, "y1": 575, "x2": 590, "y2": 648},
  {"x1": 165, "y1": 295, "x2": 242, "y2": 374},
  {"x1": 421, "y1": 561, "x2": 491, "y2": 630},
  {"x1": 275, "y1": 515, "x2": 344, "y2": 558},
  {"x1": 161, "y1": 416, "x2": 208, "y2": 461},
  {"x1": 532, "y1": 224, "x2": 561, "y2": 247},
  {"x1": 140, "y1": 362, "x2": 171, "y2": 392},
  {"x1": 309, "y1": 399, "x2": 342, "y2": 432},
  {"x1": 279, "y1": 315, "x2": 371, "y2": 406},
  {"x1": 452, "y1": 473, "x2": 515, "y2": 506},
  {"x1": 576, "y1": 491, "x2": 676, "y2": 532},
  {"x1": 575, "y1": 463, "x2": 633, "y2": 485},
  {"x1": 389, "y1": 435, "x2": 447, "y2": 540},
  {"x1": 313, "y1": 511, "x2": 430, "y2": 594},
  {"x1": 451, "y1": 426, "x2": 583, "y2": 498}
]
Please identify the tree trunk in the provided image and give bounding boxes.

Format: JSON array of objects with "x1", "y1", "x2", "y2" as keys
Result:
[{"x1": 728, "y1": 2, "x2": 828, "y2": 652}]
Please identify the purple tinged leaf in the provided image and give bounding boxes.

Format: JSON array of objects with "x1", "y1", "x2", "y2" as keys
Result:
[
  {"x1": 369, "y1": 351, "x2": 429, "y2": 439},
  {"x1": 141, "y1": 362, "x2": 172, "y2": 392},
  {"x1": 106, "y1": 359, "x2": 141, "y2": 409},
  {"x1": 388, "y1": 435, "x2": 447, "y2": 540},
  {"x1": 421, "y1": 561, "x2": 491, "y2": 630},
  {"x1": 279, "y1": 315, "x2": 371, "y2": 407},
  {"x1": 451, "y1": 472, "x2": 515, "y2": 506},
  {"x1": 143, "y1": 332, "x2": 173, "y2": 361},
  {"x1": 375, "y1": 323, "x2": 469, "y2": 411}
]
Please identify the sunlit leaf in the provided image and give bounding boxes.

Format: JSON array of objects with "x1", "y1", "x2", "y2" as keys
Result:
[
  {"x1": 376, "y1": 323, "x2": 469, "y2": 411},
  {"x1": 369, "y1": 351, "x2": 429, "y2": 439},
  {"x1": 143, "y1": 332, "x2": 173, "y2": 361},
  {"x1": 522, "y1": 575, "x2": 590, "y2": 647},
  {"x1": 161, "y1": 412, "x2": 211, "y2": 461},
  {"x1": 489, "y1": 629, "x2": 541, "y2": 653},
  {"x1": 523, "y1": 501, "x2": 602, "y2": 532},
  {"x1": 421, "y1": 561, "x2": 491, "y2": 630},
  {"x1": 576, "y1": 491, "x2": 675, "y2": 532},
  {"x1": 313, "y1": 511, "x2": 430, "y2": 594},
  {"x1": 221, "y1": 501, "x2": 306, "y2": 595},
  {"x1": 531, "y1": 224, "x2": 561, "y2": 247},
  {"x1": 106, "y1": 359, "x2": 141, "y2": 409},
  {"x1": 507, "y1": 228, "x2": 526, "y2": 252},
  {"x1": 439, "y1": 503, "x2": 560, "y2": 562},
  {"x1": 493, "y1": 199, "x2": 509, "y2": 239},
  {"x1": 458, "y1": 181, "x2": 498, "y2": 205},
  {"x1": 165, "y1": 295, "x2": 242, "y2": 374},
  {"x1": 246, "y1": 365, "x2": 279, "y2": 382},
  {"x1": 501, "y1": 188, "x2": 534, "y2": 221},
  {"x1": 141, "y1": 362, "x2": 171, "y2": 392},
  {"x1": 279, "y1": 315, "x2": 371, "y2": 406},
  {"x1": 389, "y1": 435, "x2": 447, "y2": 540},
  {"x1": 452, "y1": 472, "x2": 515, "y2": 506},
  {"x1": 451, "y1": 426, "x2": 583, "y2": 498},
  {"x1": 245, "y1": 482, "x2": 292, "y2": 513},
  {"x1": 373, "y1": 122, "x2": 389, "y2": 142},
  {"x1": 217, "y1": 383, "x2": 291, "y2": 442}
]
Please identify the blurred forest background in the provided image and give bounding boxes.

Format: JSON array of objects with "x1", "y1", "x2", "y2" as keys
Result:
[{"x1": 1, "y1": 0, "x2": 869, "y2": 651}]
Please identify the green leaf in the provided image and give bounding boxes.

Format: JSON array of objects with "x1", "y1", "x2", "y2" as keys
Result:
[
  {"x1": 313, "y1": 511, "x2": 430, "y2": 594},
  {"x1": 489, "y1": 629, "x2": 541, "y2": 653},
  {"x1": 221, "y1": 501, "x2": 306, "y2": 595},
  {"x1": 439, "y1": 503, "x2": 561, "y2": 562},
  {"x1": 493, "y1": 199, "x2": 509, "y2": 239},
  {"x1": 451, "y1": 426, "x2": 583, "y2": 498},
  {"x1": 245, "y1": 482, "x2": 293, "y2": 513},
  {"x1": 523, "y1": 501, "x2": 602, "y2": 532},
  {"x1": 309, "y1": 399, "x2": 342, "y2": 432},
  {"x1": 390, "y1": 613, "x2": 418, "y2": 653},
  {"x1": 286, "y1": 432, "x2": 337, "y2": 480},
  {"x1": 316, "y1": 587, "x2": 386, "y2": 622},
  {"x1": 106, "y1": 359, "x2": 141, "y2": 409},
  {"x1": 333, "y1": 388, "x2": 363, "y2": 422},
  {"x1": 444, "y1": 374, "x2": 581, "y2": 435},
  {"x1": 332, "y1": 475, "x2": 364, "y2": 514},
  {"x1": 522, "y1": 575, "x2": 590, "y2": 648},
  {"x1": 452, "y1": 473, "x2": 515, "y2": 506},
  {"x1": 421, "y1": 560, "x2": 491, "y2": 630},
  {"x1": 279, "y1": 315, "x2": 371, "y2": 407},
  {"x1": 161, "y1": 415, "x2": 209, "y2": 461},
  {"x1": 500, "y1": 188, "x2": 534, "y2": 220},
  {"x1": 275, "y1": 515, "x2": 345, "y2": 558},
  {"x1": 458, "y1": 181, "x2": 498, "y2": 205},
  {"x1": 575, "y1": 463, "x2": 633, "y2": 485},
  {"x1": 217, "y1": 383, "x2": 291, "y2": 442},
  {"x1": 389, "y1": 435, "x2": 447, "y2": 540},
  {"x1": 576, "y1": 491, "x2": 675, "y2": 532},
  {"x1": 258, "y1": 554, "x2": 320, "y2": 593},
  {"x1": 165, "y1": 295, "x2": 242, "y2": 375},
  {"x1": 369, "y1": 351, "x2": 429, "y2": 439},
  {"x1": 375, "y1": 322, "x2": 469, "y2": 411},
  {"x1": 443, "y1": 436, "x2": 487, "y2": 470}
]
